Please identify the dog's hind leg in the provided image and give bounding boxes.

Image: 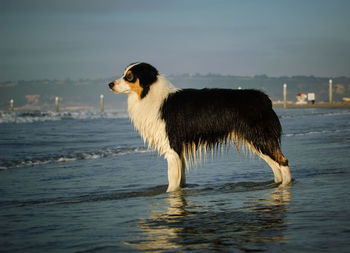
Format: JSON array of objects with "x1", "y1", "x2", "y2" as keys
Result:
[
  {"x1": 165, "y1": 150, "x2": 186, "y2": 192},
  {"x1": 258, "y1": 147, "x2": 292, "y2": 185},
  {"x1": 259, "y1": 153, "x2": 283, "y2": 183},
  {"x1": 257, "y1": 147, "x2": 292, "y2": 186},
  {"x1": 274, "y1": 148, "x2": 292, "y2": 186},
  {"x1": 280, "y1": 165, "x2": 292, "y2": 186}
]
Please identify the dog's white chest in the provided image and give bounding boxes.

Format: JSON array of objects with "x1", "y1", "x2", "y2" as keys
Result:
[{"x1": 127, "y1": 80, "x2": 176, "y2": 156}]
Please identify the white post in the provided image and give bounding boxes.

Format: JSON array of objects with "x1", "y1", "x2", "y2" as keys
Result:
[
  {"x1": 100, "y1": 94, "x2": 104, "y2": 113},
  {"x1": 283, "y1": 83, "x2": 287, "y2": 109},
  {"x1": 9, "y1": 99, "x2": 14, "y2": 112},
  {"x1": 329, "y1": 79, "x2": 333, "y2": 104},
  {"x1": 55, "y1": 97, "x2": 59, "y2": 112}
]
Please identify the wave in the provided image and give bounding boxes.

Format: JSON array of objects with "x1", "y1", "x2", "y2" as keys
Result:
[
  {"x1": 0, "y1": 110, "x2": 128, "y2": 124},
  {"x1": 284, "y1": 128, "x2": 350, "y2": 137},
  {"x1": 2, "y1": 108, "x2": 349, "y2": 123},
  {"x1": 0, "y1": 146, "x2": 150, "y2": 170},
  {"x1": 279, "y1": 109, "x2": 350, "y2": 119}
]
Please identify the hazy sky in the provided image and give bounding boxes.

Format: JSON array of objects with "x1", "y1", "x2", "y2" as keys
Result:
[{"x1": 1, "y1": 0, "x2": 350, "y2": 81}]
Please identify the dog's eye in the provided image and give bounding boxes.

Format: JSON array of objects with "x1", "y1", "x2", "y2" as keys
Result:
[{"x1": 126, "y1": 72, "x2": 134, "y2": 82}]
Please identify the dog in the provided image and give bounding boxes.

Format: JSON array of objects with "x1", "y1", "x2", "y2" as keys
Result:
[{"x1": 108, "y1": 62, "x2": 292, "y2": 192}]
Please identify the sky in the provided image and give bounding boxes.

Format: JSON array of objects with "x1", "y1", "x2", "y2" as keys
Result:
[{"x1": 1, "y1": 0, "x2": 350, "y2": 81}]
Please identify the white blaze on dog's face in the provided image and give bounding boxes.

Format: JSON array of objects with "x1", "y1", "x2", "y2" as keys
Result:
[{"x1": 109, "y1": 62, "x2": 159, "y2": 100}]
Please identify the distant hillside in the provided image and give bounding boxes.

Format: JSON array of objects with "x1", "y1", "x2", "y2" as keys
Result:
[
  {"x1": 1, "y1": 75, "x2": 349, "y2": 111},
  {"x1": 169, "y1": 74, "x2": 350, "y2": 102},
  {"x1": 0, "y1": 78, "x2": 126, "y2": 111}
]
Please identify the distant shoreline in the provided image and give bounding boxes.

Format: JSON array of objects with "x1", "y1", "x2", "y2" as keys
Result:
[
  {"x1": 2, "y1": 102, "x2": 350, "y2": 112},
  {"x1": 273, "y1": 102, "x2": 350, "y2": 109}
]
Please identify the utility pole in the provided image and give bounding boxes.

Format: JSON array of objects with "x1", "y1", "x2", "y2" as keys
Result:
[
  {"x1": 100, "y1": 94, "x2": 104, "y2": 113},
  {"x1": 283, "y1": 83, "x2": 287, "y2": 109},
  {"x1": 55, "y1": 97, "x2": 59, "y2": 112},
  {"x1": 9, "y1": 99, "x2": 14, "y2": 112},
  {"x1": 329, "y1": 79, "x2": 333, "y2": 104}
]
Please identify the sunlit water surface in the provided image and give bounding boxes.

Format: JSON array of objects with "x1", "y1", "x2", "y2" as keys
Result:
[{"x1": 1, "y1": 108, "x2": 350, "y2": 252}]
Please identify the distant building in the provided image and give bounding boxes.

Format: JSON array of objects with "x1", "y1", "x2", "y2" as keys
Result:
[
  {"x1": 296, "y1": 92, "x2": 307, "y2": 104},
  {"x1": 25, "y1": 94, "x2": 40, "y2": 105},
  {"x1": 307, "y1": 93, "x2": 315, "y2": 104}
]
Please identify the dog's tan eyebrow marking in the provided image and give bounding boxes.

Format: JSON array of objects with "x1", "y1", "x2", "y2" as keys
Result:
[{"x1": 123, "y1": 62, "x2": 140, "y2": 77}]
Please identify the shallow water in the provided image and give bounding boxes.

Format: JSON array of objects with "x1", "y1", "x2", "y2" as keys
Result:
[{"x1": 1, "y1": 108, "x2": 350, "y2": 252}]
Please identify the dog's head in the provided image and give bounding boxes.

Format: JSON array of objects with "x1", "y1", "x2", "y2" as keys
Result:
[{"x1": 108, "y1": 62, "x2": 159, "y2": 99}]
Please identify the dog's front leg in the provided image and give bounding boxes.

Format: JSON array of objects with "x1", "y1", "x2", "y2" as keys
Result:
[{"x1": 165, "y1": 151, "x2": 186, "y2": 192}]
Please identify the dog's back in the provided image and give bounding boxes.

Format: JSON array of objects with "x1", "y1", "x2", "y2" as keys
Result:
[{"x1": 161, "y1": 89, "x2": 284, "y2": 164}]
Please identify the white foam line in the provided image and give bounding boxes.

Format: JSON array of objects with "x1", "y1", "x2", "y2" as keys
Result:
[
  {"x1": 284, "y1": 128, "x2": 350, "y2": 137},
  {"x1": 1, "y1": 146, "x2": 151, "y2": 170},
  {"x1": 0, "y1": 111, "x2": 129, "y2": 124}
]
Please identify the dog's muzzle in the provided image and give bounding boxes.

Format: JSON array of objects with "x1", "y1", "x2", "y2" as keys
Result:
[{"x1": 108, "y1": 82, "x2": 114, "y2": 89}]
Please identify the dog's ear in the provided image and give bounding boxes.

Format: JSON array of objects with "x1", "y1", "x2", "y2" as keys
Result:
[{"x1": 132, "y1": 63, "x2": 159, "y2": 98}]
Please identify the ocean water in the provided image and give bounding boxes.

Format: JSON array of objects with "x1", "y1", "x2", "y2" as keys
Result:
[{"x1": 1, "y1": 108, "x2": 350, "y2": 252}]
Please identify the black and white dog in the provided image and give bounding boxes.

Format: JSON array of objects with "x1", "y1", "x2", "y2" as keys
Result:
[{"x1": 109, "y1": 62, "x2": 292, "y2": 192}]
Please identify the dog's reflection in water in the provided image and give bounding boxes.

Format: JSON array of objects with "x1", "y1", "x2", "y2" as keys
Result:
[{"x1": 126, "y1": 184, "x2": 291, "y2": 252}]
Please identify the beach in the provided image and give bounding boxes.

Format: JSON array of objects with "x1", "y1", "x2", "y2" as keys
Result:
[{"x1": 1, "y1": 108, "x2": 350, "y2": 252}]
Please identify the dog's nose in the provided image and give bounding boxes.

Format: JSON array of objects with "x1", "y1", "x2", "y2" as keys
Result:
[{"x1": 108, "y1": 82, "x2": 114, "y2": 89}]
